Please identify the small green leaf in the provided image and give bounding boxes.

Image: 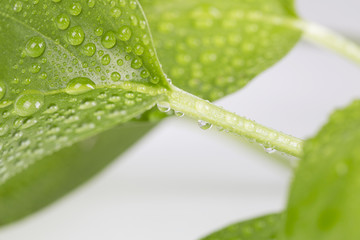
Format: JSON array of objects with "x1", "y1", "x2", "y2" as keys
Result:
[
  {"x1": 141, "y1": 0, "x2": 301, "y2": 100},
  {"x1": 0, "y1": 0, "x2": 169, "y2": 184},
  {"x1": 282, "y1": 100, "x2": 360, "y2": 240},
  {"x1": 201, "y1": 213, "x2": 282, "y2": 240},
  {"x1": 0, "y1": 121, "x2": 155, "y2": 226}
]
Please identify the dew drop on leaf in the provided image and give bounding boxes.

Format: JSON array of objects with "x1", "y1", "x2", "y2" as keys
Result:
[
  {"x1": 110, "y1": 7, "x2": 122, "y2": 18},
  {"x1": 0, "y1": 82, "x2": 6, "y2": 100},
  {"x1": 198, "y1": 120, "x2": 212, "y2": 130},
  {"x1": 175, "y1": 111, "x2": 184, "y2": 117},
  {"x1": 65, "y1": 77, "x2": 95, "y2": 95},
  {"x1": 140, "y1": 70, "x2": 150, "y2": 79},
  {"x1": 14, "y1": 91, "x2": 45, "y2": 117},
  {"x1": 101, "y1": 54, "x2": 111, "y2": 65},
  {"x1": 111, "y1": 72, "x2": 121, "y2": 81},
  {"x1": 29, "y1": 63, "x2": 41, "y2": 74},
  {"x1": 25, "y1": 36, "x2": 46, "y2": 58},
  {"x1": 13, "y1": 1, "x2": 23, "y2": 12},
  {"x1": 55, "y1": 13, "x2": 70, "y2": 30},
  {"x1": 43, "y1": 104, "x2": 59, "y2": 114},
  {"x1": 118, "y1": 25, "x2": 132, "y2": 41},
  {"x1": 67, "y1": 26, "x2": 85, "y2": 46},
  {"x1": 82, "y1": 43, "x2": 96, "y2": 56},
  {"x1": 0, "y1": 124, "x2": 9, "y2": 137},
  {"x1": 131, "y1": 57, "x2": 142, "y2": 69},
  {"x1": 157, "y1": 102, "x2": 171, "y2": 112},
  {"x1": 94, "y1": 27, "x2": 104, "y2": 37},
  {"x1": 134, "y1": 44, "x2": 144, "y2": 56},
  {"x1": 129, "y1": 0, "x2": 137, "y2": 9},
  {"x1": 87, "y1": 0, "x2": 95, "y2": 8},
  {"x1": 264, "y1": 147, "x2": 276, "y2": 154},
  {"x1": 68, "y1": 2, "x2": 82, "y2": 16},
  {"x1": 117, "y1": 59, "x2": 124, "y2": 66},
  {"x1": 101, "y1": 31, "x2": 117, "y2": 49}
]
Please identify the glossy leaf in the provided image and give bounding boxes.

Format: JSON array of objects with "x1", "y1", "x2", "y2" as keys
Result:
[
  {"x1": 282, "y1": 100, "x2": 360, "y2": 240},
  {"x1": 201, "y1": 213, "x2": 282, "y2": 240},
  {"x1": 0, "y1": 0, "x2": 169, "y2": 184},
  {"x1": 141, "y1": 0, "x2": 301, "y2": 100},
  {"x1": 0, "y1": 121, "x2": 155, "y2": 225},
  {"x1": 0, "y1": 0, "x2": 304, "y2": 227}
]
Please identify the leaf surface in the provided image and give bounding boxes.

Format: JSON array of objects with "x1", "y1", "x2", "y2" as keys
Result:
[
  {"x1": 201, "y1": 213, "x2": 282, "y2": 240},
  {"x1": 0, "y1": 0, "x2": 168, "y2": 184},
  {"x1": 0, "y1": 121, "x2": 155, "y2": 225},
  {"x1": 141, "y1": 0, "x2": 301, "y2": 100},
  {"x1": 283, "y1": 100, "x2": 360, "y2": 240}
]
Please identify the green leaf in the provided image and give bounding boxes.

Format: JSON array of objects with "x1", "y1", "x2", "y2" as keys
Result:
[
  {"x1": 0, "y1": 0, "x2": 303, "y2": 226},
  {"x1": 0, "y1": 121, "x2": 155, "y2": 226},
  {"x1": 282, "y1": 100, "x2": 360, "y2": 240},
  {"x1": 141, "y1": 0, "x2": 301, "y2": 100},
  {"x1": 201, "y1": 213, "x2": 282, "y2": 240},
  {"x1": 0, "y1": 0, "x2": 169, "y2": 184}
]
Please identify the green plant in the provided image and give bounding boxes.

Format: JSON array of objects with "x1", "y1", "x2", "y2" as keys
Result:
[{"x1": 0, "y1": 0, "x2": 359, "y2": 239}]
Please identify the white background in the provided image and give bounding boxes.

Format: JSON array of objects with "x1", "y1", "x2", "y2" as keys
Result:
[{"x1": 1, "y1": 0, "x2": 360, "y2": 239}]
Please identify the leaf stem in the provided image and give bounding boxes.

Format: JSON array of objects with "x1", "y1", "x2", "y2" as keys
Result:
[
  {"x1": 166, "y1": 86, "x2": 304, "y2": 157},
  {"x1": 296, "y1": 20, "x2": 360, "y2": 65}
]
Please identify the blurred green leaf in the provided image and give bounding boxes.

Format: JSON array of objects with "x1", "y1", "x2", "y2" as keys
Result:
[
  {"x1": 141, "y1": 0, "x2": 301, "y2": 100},
  {"x1": 0, "y1": 121, "x2": 156, "y2": 226},
  {"x1": 283, "y1": 100, "x2": 360, "y2": 240},
  {"x1": 201, "y1": 213, "x2": 282, "y2": 240}
]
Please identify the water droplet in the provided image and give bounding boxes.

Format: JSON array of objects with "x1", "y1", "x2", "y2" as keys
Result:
[
  {"x1": 175, "y1": 111, "x2": 184, "y2": 117},
  {"x1": 82, "y1": 43, "x2": 96, "y2": 56},
  {"x1": 111, "y1": 72, "x2": 121, "y2": 81},
  {"x1": 101, "y1": 31, "x2": 117, "y2": 49},
  {"x1": 13, "y1": 1, "x2": 23, "y2": 12},
  {"x1": 0, "y1": 82, "x2": 6, "y2": 100},
  {"x1": 55, "y1": 13, "x2": 70, "y2": 30},
  {"x1": 198, "y1": 120, "x2": 212, "y2": 130},
  {"x1": 69, "y1": 2, "x2": 82, "y2": 16},
  {"x1": 0, "y1": 124, "x2": 9, "y2": 136},
  {"x1": 130, "y1": 15, "x2": 138, "y2": 26},
  {"x1": 110, "y1": 7, "x2": 122, "y2": 18},
  {"x1": 134, "y1": 44, "x2": 144, "y2": 55},
  {"x1": 29, "y1": 63, "x2": 41, "y2": 73},
  {"x1": 67, "y1": 26, "x2": 85, "y2": 46},
  {"x1": 118, "y1": 26, "x2": 132, "y2": 41},
  {"x1": 79, "y1": 100, "x2": 97, "y2": 109},
  {"x1": 264, "y1": 147, "x2": 276, "y2": 154},
  {"x1": 101, "y1": 54, "x2": 111, "y2": 65},
  {"x1": 131, "y1": 57, "x2": 142, "y2": 69},
  {"x1": 129, "y1": 0, "x2": 137, "y2": 9},
  {"x1": 75, "y1": 123, "x2": 95, "y2": 133},
  {"x1": 157, "y1": 102, "x2": 170, "y2": 112},
  {"x1": 14, "y1": 91, "x2": 45, "y2": 117},
  {"x1": 95, "y1": 27, "x2": 104, "y2": 36},
  {"x1": 87, "y1": 0, "x2": 95, "y2": 8},
  {"x1": 20, "y1": 118, "x2": 38, "y2": 129},
  {"x1": 140, "y1": 70, "x2": 150, "y2": 79},
  {"x1": 25, "y1": 37, "x2": 46, "y2": 58},
  {"x1": 43, "y1": 104, "x2": 59, "y2": 114},
  {"x1": 117, "y1": 59, "x2": 124, "y2": 66},
  {"x1": 65, "y1": 77, "x2": 95, "y2": 95},
  {"x1": 151, "y1": 76, "x2": 160, "y2": 84}
]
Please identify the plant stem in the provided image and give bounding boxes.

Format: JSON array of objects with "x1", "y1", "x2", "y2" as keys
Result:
[
  {"x1": 166, "y1": 86, "x2": 303, "y2": 157},
  {"x1": 295, "y1": 20, "x2": 360, "y2": 65}
]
